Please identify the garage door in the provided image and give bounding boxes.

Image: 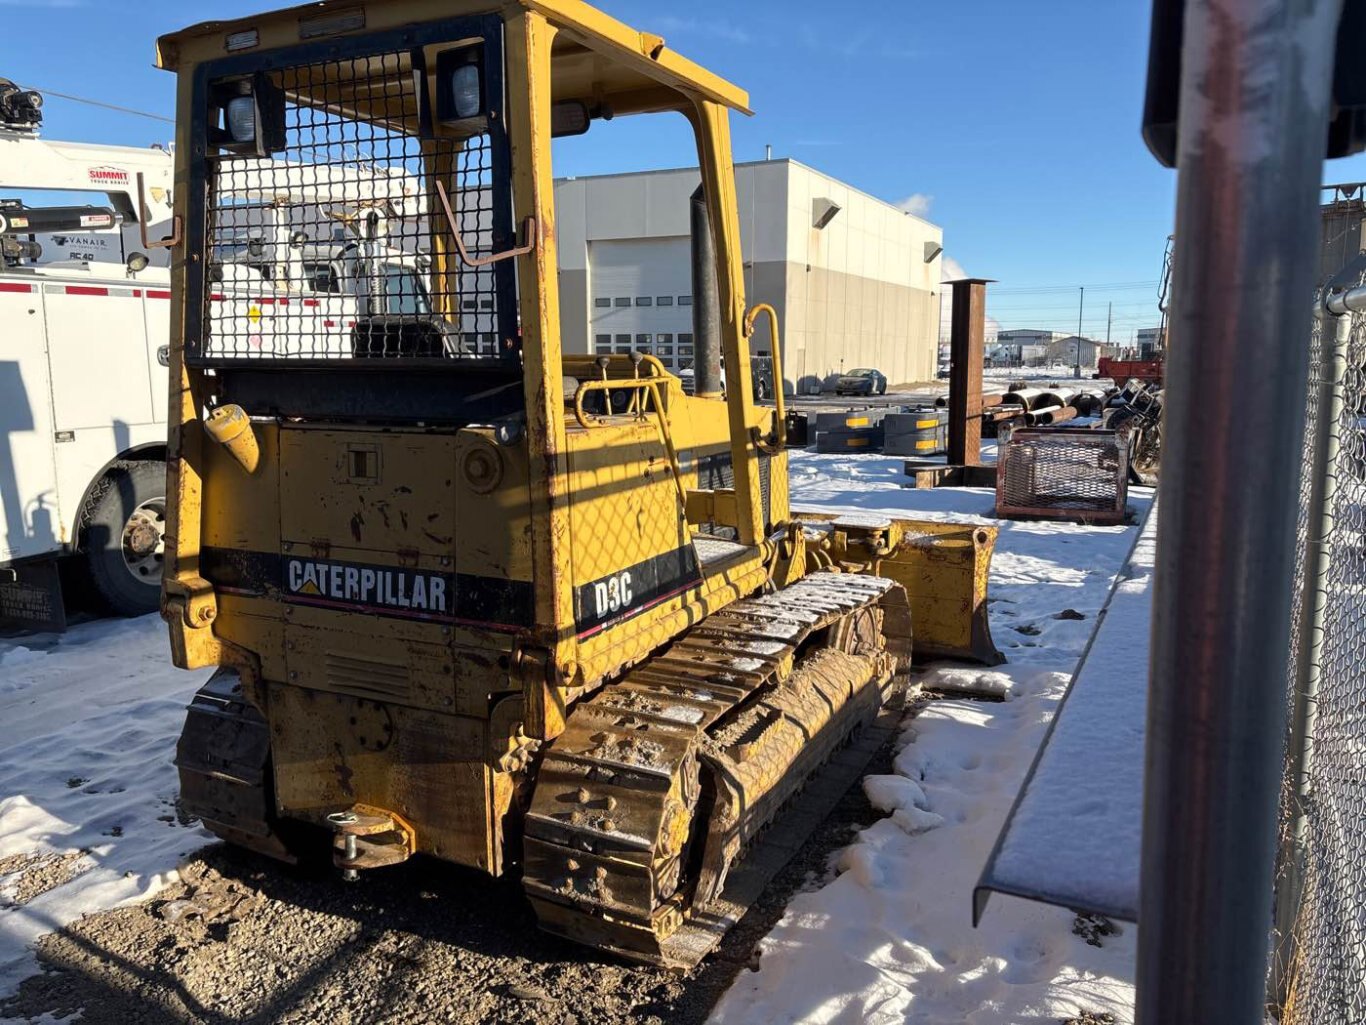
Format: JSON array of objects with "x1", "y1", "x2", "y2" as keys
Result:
[{"x1": 587, "y1": 237, "x2": 696, "y2": 371}]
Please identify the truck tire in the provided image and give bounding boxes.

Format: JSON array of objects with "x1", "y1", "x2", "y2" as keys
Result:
[{"x1": 81, "y1": 460, "x2": 167, "y2": 616}]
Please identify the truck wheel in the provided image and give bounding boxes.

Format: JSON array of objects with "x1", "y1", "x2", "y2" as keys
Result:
[{"x1": 81, "y1": 460, "x2": 166, "y2": 616}]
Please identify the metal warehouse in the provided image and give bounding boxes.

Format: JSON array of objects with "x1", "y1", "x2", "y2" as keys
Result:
[{"x1": 553, "y1": 159, "x2": 944, "y2": 393}]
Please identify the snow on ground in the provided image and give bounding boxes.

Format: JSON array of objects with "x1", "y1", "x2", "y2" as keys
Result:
[
  {"x1": 0, "y1": 616, "x2": 213, "y2": 997},
  {"x1": 711, "y1": 450, "x2": 1150, "y2": 1025},
  {"x1": 985, "y1": 508, "x2": 1158, "y2": 922}
]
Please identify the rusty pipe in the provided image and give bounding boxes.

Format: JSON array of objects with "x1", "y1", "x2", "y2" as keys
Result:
[
  {"x1": 1021, "y1": 403, "x2": 1061, "y2": 422},
  {"x1": 986, "y1": 404, "x2": 1025, "y2": 422},
  {"x1": 1026, "y1": 405, "x2": 1078, "y2": 426},
  {"x1": 1067, "y1": 392, "x2": 1105, "y2": 416},
  {"x1": 937, "y1": 392, "x2": 1005, "y2": 409},
  {"x1": 1001, "y1": 388, "x2": 1065, "y2": 412}
]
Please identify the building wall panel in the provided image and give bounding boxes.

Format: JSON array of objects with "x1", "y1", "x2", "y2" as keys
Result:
[{"x1": 554, "y1": 160, "x2": 942, "y2": 394}]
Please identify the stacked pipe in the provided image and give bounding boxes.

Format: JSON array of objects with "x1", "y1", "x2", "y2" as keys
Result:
[
  {"x1": 942, "y1": 389, "x2": 1063, "y2": 437},
  {"x1": 939, "y1": 386, "x2": 1124, "y2": 435}
]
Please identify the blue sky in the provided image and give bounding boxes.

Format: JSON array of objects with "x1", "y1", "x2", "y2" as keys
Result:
[{"x1": 7, "y1": 0, "x2": 1365, "y2": 342}]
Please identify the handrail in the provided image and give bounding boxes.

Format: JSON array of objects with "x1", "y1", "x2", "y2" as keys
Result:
[
  {"x1": 570, "y1": 354, "x2": 670, "y2": 423},
  {"x1": 136, "y1": 172, "x2": 182, "y2": 250},
  {"x1": 434, "y1": 179, "x2": 536, "y2": 268},
  {"x1": 572, "y1": 375, "x2": 688, "y2": 513},
  {"x1": 744, "y1": 302, "x2": 785, "y2": 448}
]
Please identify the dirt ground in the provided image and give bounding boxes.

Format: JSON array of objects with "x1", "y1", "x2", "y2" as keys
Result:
[{"x1": 1, "y1": 733, "x2": 898, "y2": 1025}]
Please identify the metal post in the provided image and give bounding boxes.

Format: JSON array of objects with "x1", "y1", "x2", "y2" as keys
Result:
[
  {"x1": 1270, "y1": 305, "x2": 1349, "y2": 1004},
  {"x1": 946, "y1": 278, "x2": 989, "y2": 466},
  {"x1": 1136, "y1": 2, "x2": 1342, "y2": 1024},
  {"x1": 1075, "y1": 285, "x2": 1084, "y2": 379}
]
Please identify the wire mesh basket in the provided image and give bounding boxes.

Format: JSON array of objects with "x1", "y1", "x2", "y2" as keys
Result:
[{"x1": 995, "y1": 427, "x2": 1129, "y2": 525}]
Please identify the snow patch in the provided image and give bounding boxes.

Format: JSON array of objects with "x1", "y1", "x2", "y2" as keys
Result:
[
  {"x1": 0, "y1": 615, "x2": 214, "y2": 997},
  {"x1": 711, "y1": 461, "x2": 1145, "y2": 1024}
]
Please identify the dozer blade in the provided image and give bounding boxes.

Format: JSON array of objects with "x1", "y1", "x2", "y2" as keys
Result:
[
  {"x1": 797, "y1": 511, "x2": 1003, "y2": 666},
  {"x1": 523, "y1": 571, "x2": 913, "y2": 969}
]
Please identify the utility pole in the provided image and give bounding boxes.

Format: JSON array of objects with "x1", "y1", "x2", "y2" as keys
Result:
[
  {"x1": 1106, "y1": 301, "x2": 1113, "y2": 352},
  {"x1": 1074, "y1": 285, "x2": 1084, "y2": 379}
]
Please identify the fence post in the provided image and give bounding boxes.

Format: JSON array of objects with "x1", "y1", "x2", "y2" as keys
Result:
[{"x1": 1136, "y1": 1, "x2": 1343, "y2": 1023}]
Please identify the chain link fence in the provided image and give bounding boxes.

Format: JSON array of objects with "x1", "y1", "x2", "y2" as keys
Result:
[{"x1": 1278, "y1": 308, "x2": 1366, "y2": 1023}]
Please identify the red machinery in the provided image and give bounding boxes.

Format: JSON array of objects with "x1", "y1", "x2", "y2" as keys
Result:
[
  {"x1": 1098, "y1": 356, "x2": 1164, "y2": 386},
  {"x1": 1098, "y1": 235, "x2": 1172, "y2": 386}
]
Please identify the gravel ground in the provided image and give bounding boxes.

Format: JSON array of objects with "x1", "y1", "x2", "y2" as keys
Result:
[
  {"x1": 0, "y1": 727, "x2": 904, "y2": 1025},
  {"x1": 0, "y1": 853, "x2": 91, "y2": 909}
]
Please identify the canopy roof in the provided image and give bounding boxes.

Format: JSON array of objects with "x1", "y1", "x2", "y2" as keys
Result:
[{"x1": 157, "y1": 0, "x2": 752, "y2": 118}]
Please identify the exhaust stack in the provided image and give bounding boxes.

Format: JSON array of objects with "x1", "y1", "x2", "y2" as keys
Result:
[{"x1": 690, "y1": 184, "x2": 723, "y2": 398}]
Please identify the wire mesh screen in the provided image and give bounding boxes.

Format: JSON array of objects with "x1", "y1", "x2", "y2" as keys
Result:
[
  {"x1": 994, "y1": 428, "x2": 1128, "y2": 525},
  {"x1": 1279, "y1": 310, "x2": 1366, "y2": 1024},
  {"x1": 198, "y1": 47, "x2": 512, "y2": 362}
]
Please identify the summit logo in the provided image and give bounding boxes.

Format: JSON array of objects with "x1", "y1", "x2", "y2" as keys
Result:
[{"x1": 87, "y1": 166, "x2": 130, "y2": 187}]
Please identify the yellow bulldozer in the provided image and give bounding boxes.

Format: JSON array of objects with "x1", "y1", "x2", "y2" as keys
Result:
[{"x1": 157, "y1": 0, "x2": 999, "y2": 967}]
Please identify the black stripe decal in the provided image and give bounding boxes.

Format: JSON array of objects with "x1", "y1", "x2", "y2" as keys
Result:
[
  {"x1": 201, "y1": 546, "x2": 532, "y2": 629},
  {"x1": 573, "y1": 545, "x2": 703, "y2": 639}
]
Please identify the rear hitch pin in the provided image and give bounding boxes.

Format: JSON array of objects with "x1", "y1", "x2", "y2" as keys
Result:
[{"x1": 327, "y1": 810, "x2": 361, "y2": 882}]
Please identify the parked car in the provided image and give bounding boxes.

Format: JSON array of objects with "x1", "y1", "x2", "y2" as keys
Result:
[
  {"x1": 833, "y1": 367, "x2": 888, "y2": 396},
  {"x1": 677, "y1": 359, "x2": 774, "y2": 401}
]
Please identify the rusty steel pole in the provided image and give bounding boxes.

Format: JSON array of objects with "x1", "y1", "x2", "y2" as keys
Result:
[
  {"x1": 1137, "y1": 1, "x2": 1343, "y2": 1023},
  {"x1": 947, "y1": 278, "x2": 990, "y2": 466}
]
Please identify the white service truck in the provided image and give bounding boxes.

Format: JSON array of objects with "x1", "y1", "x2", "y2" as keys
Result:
[
  {"x1": 0, "y1": 79, "x2": 176, "y2": 626},
  {"x1": 0, "y1": 79, "x2": 451, "y2": 628}
]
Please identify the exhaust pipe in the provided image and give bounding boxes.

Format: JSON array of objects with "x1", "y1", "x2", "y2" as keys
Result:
[{"x1": 690, "y1": 185, "x2": 723, "y2": 398}]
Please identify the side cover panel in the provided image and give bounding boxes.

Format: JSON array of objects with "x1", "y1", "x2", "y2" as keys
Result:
[{"x1": 566, "y1": 420, "x2": 702, "y2": 672}]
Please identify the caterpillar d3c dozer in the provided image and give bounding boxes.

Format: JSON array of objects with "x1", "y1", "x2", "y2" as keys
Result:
[{"x1": 157, "y1": 0, "x2": 1000, "y2": 967}]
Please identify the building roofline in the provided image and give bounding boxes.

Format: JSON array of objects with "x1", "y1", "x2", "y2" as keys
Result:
[
  {"x1": 553, "y1": 157, "x2": 941, "y2": 228},
  {"x1": 553, "y1": 158, "x2": 791, "y2": 186}
]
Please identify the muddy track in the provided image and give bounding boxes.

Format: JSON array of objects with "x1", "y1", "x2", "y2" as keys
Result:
[{"x1": 1, "y1": 726, "x2": 903, "y2": 1025}]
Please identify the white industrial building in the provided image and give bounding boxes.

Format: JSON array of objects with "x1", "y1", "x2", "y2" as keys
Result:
[
  {"x1": 996, "y1": 328, "x2": 1066, "y2": 351},
  {"x1": 990, "y1": 329, "x2": 1062, "y2": 366},
  {"x1": 553, "y1": 159, "x2": 944, "y2": 393},
  {"x1": 1045, "y1": 335, "x2": 1107, "y2": 367}
]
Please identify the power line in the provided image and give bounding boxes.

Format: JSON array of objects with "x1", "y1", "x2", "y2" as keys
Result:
[
  {"x1": 987, "y1": 301, "x2": 1160, "y2": 312},
  {"x1": 989, "y1": 280, "x2": 1160, "y2": 295},
  {"x1": 30, "y1": 87, "x2": 174, "y2": 125}
]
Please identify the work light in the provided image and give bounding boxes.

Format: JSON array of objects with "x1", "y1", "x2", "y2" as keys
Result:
[
  {"x1": 432, "y1": 46, "x2": 487, "y2": 134},
  {"x1": 451, "y1": 63, "x2": 481, "y2": 119},
  {"x1": 207, "y1": 73, "x2": 284, "y2": 156},
  {"x1": 226, "y1": 95, "x2": 256, "y2": 143}
]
